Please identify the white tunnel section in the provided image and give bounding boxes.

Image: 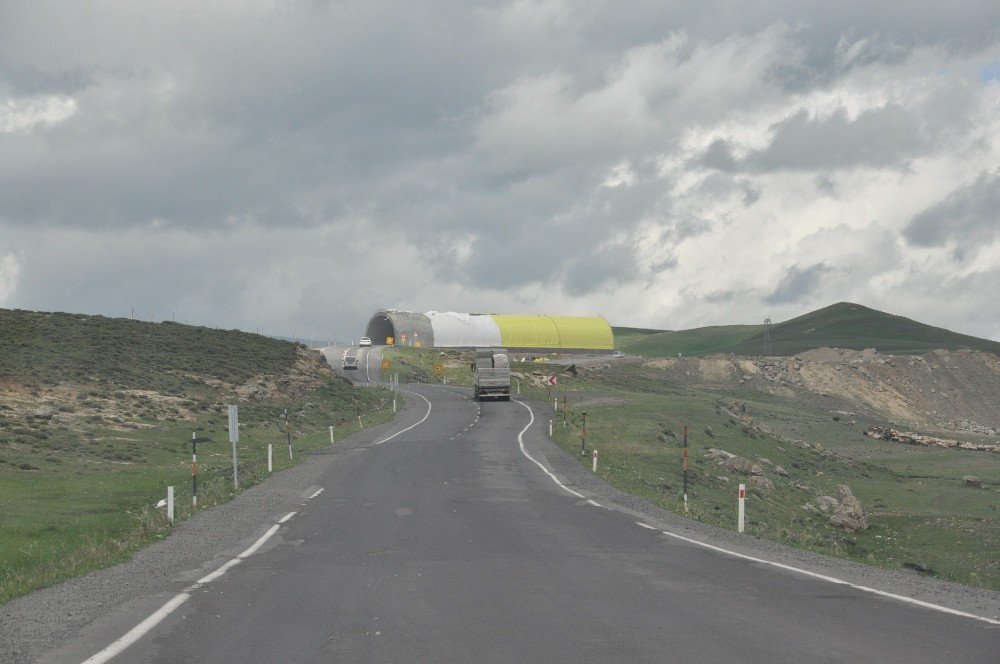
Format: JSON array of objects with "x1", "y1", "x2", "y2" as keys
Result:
[{"x1": 425, "y1": 311, "x2": 502, "y2": 348}]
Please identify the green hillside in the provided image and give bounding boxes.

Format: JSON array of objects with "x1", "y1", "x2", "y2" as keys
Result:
[
  {"x1": 618, "y1": 324, "x2": 764, "y2": 357},
  {"x1": 615, "y1": 303, "x2": 1000, "y2": 357},
  {"x1": 0, "y1": 308, "x2": 391, "y2": 604},
  {"x1": 730, "y1": 303, "x2": 1000, "y2": 356},
  {"x1": 0, "y1": 309, "x2": 297, "y2": 392},
  {"x1": 611, "y1": 326, "x2": 666, "y2": 348}
]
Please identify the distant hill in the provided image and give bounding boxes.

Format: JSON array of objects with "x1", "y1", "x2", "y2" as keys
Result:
[
  {"x1": 0, "y1": 308, "x2": 302, "y2": 392},
  {"x1": 617, "y1": 324, "x2": 763, "y2": 357},
  {"x1": 616, "y1": 303, "x2": 1000, "y2": 357}
]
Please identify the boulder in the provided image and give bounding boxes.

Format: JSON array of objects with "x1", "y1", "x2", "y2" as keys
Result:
[
  {"x1": 774, "y1": 465, "x2": 789, "y2": 477},
  {"x1": 749, "y1": 475, "x2": 774, "y2": 493},
  {"x1": 816, "y1": 495, "x2": 839, "y2": 513},
  {"x1": 720, "y1": 456, "x2": 764, "y2": 476},
  {"x1": 705, "y1": 448, "x2": 735, "y2": 461},
  {"x1": 962, "y1": 475, "x2": 983, "y2": 488},
  {"x1": 829, "y1": 485, "x2": 869, "y2": 531}
]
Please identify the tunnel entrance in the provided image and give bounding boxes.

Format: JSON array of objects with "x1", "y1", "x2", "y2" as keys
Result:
[{"x1": 365, "y1": 313, "x2": 396, "y2": 345}]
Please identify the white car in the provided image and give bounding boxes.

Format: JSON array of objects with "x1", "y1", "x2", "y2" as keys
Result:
[{"x1": 359, "y1": 336, "x2": 372, "y2": 347}]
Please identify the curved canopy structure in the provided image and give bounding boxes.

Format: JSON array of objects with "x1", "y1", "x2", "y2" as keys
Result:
[{"x1": 364, "y1": 310, "x2": 613, "y2": 351}]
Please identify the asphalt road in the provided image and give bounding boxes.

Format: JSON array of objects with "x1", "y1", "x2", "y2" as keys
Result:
[
  {"x1": 321, "y1": 344, "x2": 384, "y2": 386},
  {"x1": 50, "y1": 378, "x2": 997, "y2": 663}
]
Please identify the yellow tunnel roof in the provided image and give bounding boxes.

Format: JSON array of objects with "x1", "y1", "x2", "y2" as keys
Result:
[{"x1": 492, "y1": 315, "x2": 613, "y2": 350}]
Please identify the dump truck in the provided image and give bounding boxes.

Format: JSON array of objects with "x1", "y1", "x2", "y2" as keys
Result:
[{"x1": 472, "y1": 347, "x2": 511, "y2": 401}]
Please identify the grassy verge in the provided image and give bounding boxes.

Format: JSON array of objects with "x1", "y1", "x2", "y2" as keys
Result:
[
  {"x1": 514, "y1": 360, "x2": 999, "y2": 590},
  {"x1": 0, "y1": 391, "x2": 394, "y2": 604},
  {"x1": 381, "y1": 347, "x2": 474, "y2": 387},
  {"x1": 0, "y1": 308, "x2": 399, "y2": 604}
]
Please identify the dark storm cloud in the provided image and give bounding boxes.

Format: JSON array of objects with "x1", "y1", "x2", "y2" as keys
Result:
[
  {"x1": 903, "y1": 170, "x2": 1000, "y2": 256},
  {"x1": 764, "y1": 262, "x2": 830, "y2": 304}
]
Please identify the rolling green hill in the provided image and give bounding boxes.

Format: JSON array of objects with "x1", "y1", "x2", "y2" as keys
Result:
[
  {"x1": 615, "y1": 303, "x2": 1000, "y2": 357},
  {"x1": 731, "y1": 303, "x2": 1000, "y2": 356},
  {"x1": 0, "y1": 309, "x2": 297, "y2": 392},
  {"x1": 618, "y1": 324, "x2": 764, "y2": 357}
]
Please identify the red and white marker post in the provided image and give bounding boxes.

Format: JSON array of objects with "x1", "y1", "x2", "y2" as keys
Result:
[
  {"x1": 592, "y1": 449, "x2": 598, "y2": 473},
  {"x1": 738, "y1": 484, "x2": 746, "y2": 533},
  {"x1": 682, "y1": 425, "x2": 689, "y2": 513}
]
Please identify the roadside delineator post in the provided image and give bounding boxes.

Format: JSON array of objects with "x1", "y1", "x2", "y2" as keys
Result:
[
  {"x1": 329, "y1": 425, "x2": 334, "y2": 444},
  {"x1": 683, "y1": 425, "x2": 689, "y2": 514},
  {"x1": 191, "y1": 432, "x2": 198, "y2": 507},
  {"x1": 284, "y1": 408, "x2": 293, "y2": 460},
  {"x1": 268, "y1": 443, "x2": 273, "y2": 472},
  {"x1": 738, "y1": 484, "x2": 746, "y2": 533},
  {"x1": 592, "y1": 449, "x2": 598, "y2": 473},
  {"x1": 549, "y1": 419, "x2": 553, "y2": 436},
  {"x1": 167, "y1": 486, "x2": 174, "y2": 523},
  {"x1": 228, "y1": 404, "x2": 239, "y2": 490}
]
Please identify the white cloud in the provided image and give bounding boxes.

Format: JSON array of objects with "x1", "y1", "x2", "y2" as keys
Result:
[
  {"x1": 1, "y1": 2, "x2": 999, "y2": 341},
  {"x1": 0, "y1": 96, "x2": 76, "y2": 133},
  {"x1": 0, "y1": 253, "x2": 21, "y2": 304}
]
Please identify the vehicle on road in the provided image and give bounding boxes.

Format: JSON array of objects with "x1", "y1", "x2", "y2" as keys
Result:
[
  {"x1": 472, "y1": 347, "x2": 511, "y2": 401},
  {"x1": 359, "y1": 337, "x2": 372, "y2": 347},
  {"x1": 343, "y1": 354, "x2": 358, "y2": 370}
]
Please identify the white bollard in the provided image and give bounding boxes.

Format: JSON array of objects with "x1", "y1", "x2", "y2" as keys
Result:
[
  {"x1": 329, "y1": 426, "x2": 334, "y2": 443},
  {"x1": 268, "y1": 444, "x2": 273, "y2": 472},
  {"x1": 554, "y1": 398, "x2": 557, "y2": 412},
  {"x1": 167, "y1": 486, "x2": 174, "y2": 523},
  {"x1": 592, "y1": 449, "x2": 598, "y2": 473},
  {"x1": 738, "y1": 484, "x2": 746, "y2": 533},
  {"x1": 393, "y1": 397, "x2": 397, "y2": 413},
  {"x1": 549, "y1": 419, "x2": 553, "y2": 436}
]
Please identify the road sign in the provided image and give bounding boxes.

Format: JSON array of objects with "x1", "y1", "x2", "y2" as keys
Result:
[
  {"x1": 415, "y1": 341, "x2": 423, "y2": 348},
  {"x1": 545, "y1": 375, "x2": 557, "y2": 386},
  {"x1": 227, "y1": 405, "x2": 239, "y2": 443},
  {"x1": 433, "y1": 363, "x2": 444, "y2": 375},
  {"x1": 382, "y1": 359, "x2": 391, "y2": 370},
  {"x1": 386, "y1": 336, "x2": 394, "y2": 346}
]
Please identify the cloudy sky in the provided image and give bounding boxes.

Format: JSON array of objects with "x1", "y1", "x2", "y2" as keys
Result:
[{"x1": 2, "y1": 1, "x2": 999, "y2": 342}]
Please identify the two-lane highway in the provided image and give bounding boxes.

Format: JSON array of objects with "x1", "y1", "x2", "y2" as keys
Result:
[
  {"x1": 321, "y1": 344, "x2": 384, "y2": 386},
  {"x1": 67, "y1": 381, "x2": 998, "y2": 663}
]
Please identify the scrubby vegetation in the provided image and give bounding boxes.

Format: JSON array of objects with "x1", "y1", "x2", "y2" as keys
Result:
[{"x1": 0, "y1": 308, "x2": 392, "y2": 604}]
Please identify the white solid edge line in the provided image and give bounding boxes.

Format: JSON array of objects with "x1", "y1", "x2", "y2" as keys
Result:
[
  {"x1": 80, "y1": 593, "x2": 190, "y2": 664},
  {"x1": 238, "y1": 524, "x2": 281, "y2": 559},
  {"x1": 655, "y1": 529, "x2": 1000, "y2": 626},
  {"x1": 308, "y1": 488, "x2": 324, "y2": 499},
  {"x1": 82, "y1": 517, "x2": 293, "y2": 662},
  {"x1": 196, "y1": 557, "x2": 242, "y2": 585},
  {"x1": 512, "y1": 399, "x2": 585, "y2": 499},
  {"x1": 587, "y1": 499, "x2": 602, "y2": 507},
  {"x1": 636, "y1": 522, "x2": 658, "y2": 530},
  {"x1": 512, "y1": 399, "x2": 999, "y2": 624},
  {"x1": 375, "y1": 390, "x2": 432, "y2": 445}
]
